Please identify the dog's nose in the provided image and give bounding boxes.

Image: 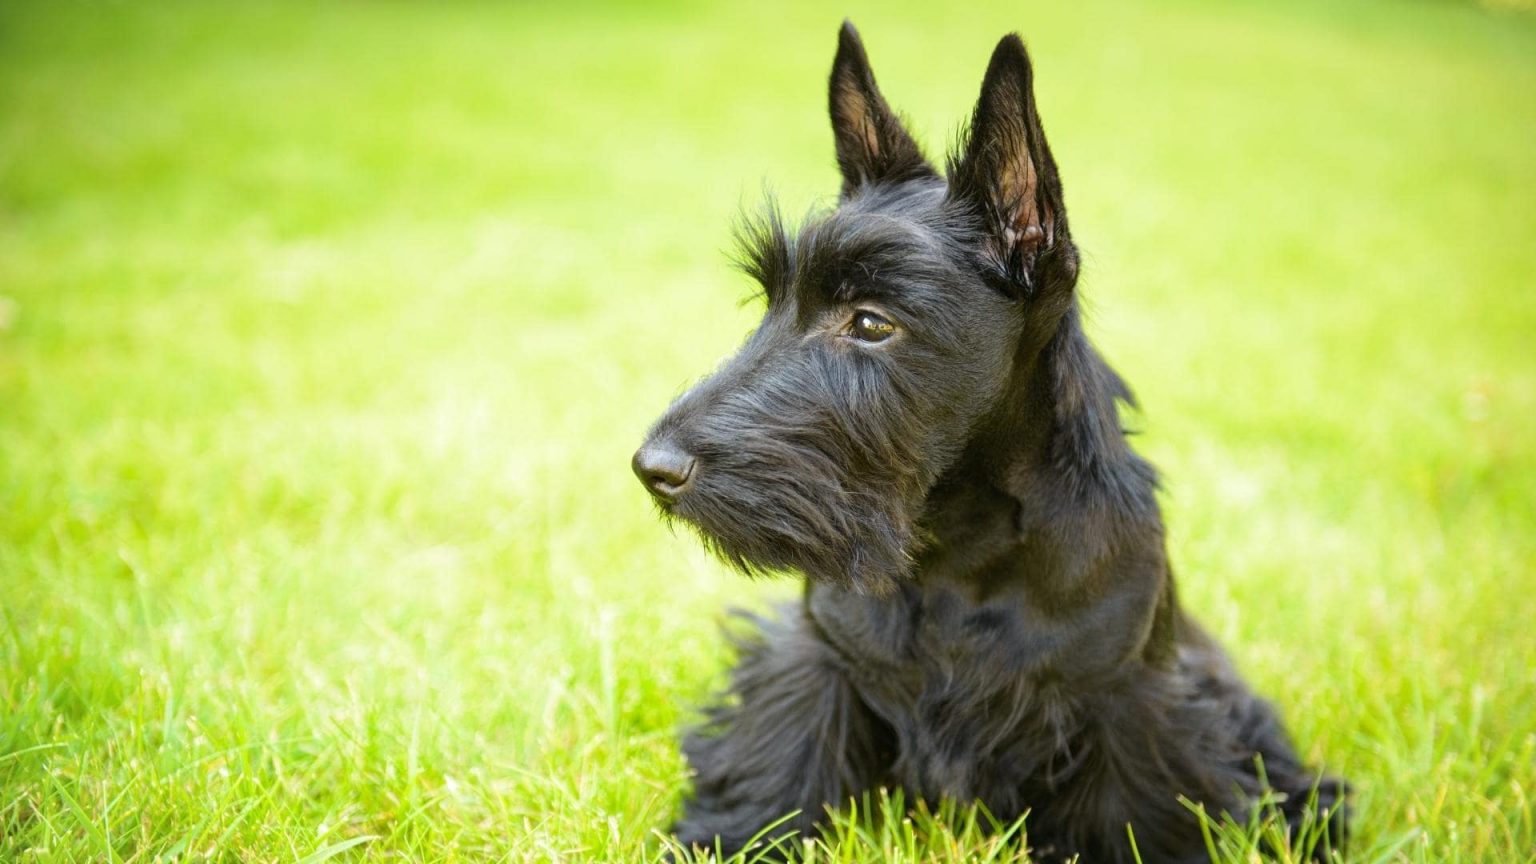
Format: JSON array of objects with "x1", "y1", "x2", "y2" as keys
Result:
[{"x1": 632, "y1": 441, "x2": 697, "y2": 502}]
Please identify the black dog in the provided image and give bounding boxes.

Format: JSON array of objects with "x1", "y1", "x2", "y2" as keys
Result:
[{"x1": 634, "y1": 23, "x2": 1346, "y2": 863}]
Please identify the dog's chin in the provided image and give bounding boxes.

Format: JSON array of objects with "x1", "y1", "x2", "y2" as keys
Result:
[{"x1": 660, "y1": 497, "x2": 912, "y2": 596}]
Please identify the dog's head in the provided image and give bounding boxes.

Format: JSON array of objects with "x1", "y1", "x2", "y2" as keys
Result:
[{"x1": 634, "y1": 23, "x2": 1081, "y2": 594}]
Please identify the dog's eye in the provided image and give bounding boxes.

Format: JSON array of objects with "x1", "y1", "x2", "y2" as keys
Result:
[{"x1": 849, "y1": 311, "x2": 895, "y2": 343}]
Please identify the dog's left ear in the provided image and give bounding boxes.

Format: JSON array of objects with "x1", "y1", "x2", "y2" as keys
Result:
[
  {"x1": 948, "y1": 35, "x2": 1074, "y2": 298},
  {"x1": 829, "y1": 21, "x2": 938, "y2": 198}
]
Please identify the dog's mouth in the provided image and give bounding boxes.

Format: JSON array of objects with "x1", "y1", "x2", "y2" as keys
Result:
[{"x1": 651, "y1": 467, "x2": 915, "y2": 596}]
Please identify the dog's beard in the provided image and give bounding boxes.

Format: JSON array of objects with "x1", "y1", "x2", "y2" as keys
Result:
[{"x1": 659, "y1": 439, "x2": 920, "y2": 596}]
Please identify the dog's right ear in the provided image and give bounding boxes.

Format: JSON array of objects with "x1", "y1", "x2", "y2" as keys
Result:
[{"x1": 829, "y1": 21, "x2": 937, "y2": 199}]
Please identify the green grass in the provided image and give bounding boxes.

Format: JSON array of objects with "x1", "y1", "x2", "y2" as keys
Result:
[{"x1": 2, "y1": 0, "x2": 1533, "y2": 860}]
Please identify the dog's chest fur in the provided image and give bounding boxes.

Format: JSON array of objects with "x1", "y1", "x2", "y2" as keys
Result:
[{"x1": 807, "y1": 579, "x2": 1094, "y2": 810}]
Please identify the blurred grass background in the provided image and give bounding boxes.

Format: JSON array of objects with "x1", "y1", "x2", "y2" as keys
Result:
[{"x1": 1, "y1": 0, "x2": 1534, "y2": 860}]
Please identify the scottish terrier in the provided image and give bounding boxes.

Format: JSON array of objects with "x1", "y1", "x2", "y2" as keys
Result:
[{"x1": 633, "y1": 22, "x2": 1347, "y2": 863}]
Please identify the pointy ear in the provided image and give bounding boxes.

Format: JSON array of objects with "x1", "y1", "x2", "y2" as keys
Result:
[
  {"x1": 829, "y1": 21, "x2": 937, "y2": 198},
  {"x1": 947, "y1": 34, "x2": 1074, "y2": 298}
]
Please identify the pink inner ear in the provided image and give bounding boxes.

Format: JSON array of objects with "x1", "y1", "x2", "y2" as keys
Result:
[
  {"x1": 998, "y1": 153, "x2": 1051, "y2": 254},
  {"x1": 860, "y1": 115, "x2": 882, "y2": 162},
  {"x1": 833, "y1": 83, "x2": 881, "y2": 161}
]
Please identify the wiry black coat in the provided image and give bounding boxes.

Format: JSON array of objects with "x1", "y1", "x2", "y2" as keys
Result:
[{"x1": 635, "y1": 23, "x2": 1347, "y2": 863}]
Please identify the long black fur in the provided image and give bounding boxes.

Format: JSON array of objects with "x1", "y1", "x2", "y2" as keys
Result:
[{"x1": 636, "y1": 22, "x2": 1347, "y2": 863}]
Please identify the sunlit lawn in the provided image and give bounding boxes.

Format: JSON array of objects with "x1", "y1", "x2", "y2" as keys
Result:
[{"x1": 2, "y1": 0, "x2": 1534, "y2": 860}]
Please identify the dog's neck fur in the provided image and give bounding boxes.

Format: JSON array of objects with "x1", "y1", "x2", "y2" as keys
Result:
[{"x1": 917, "y1": 297, "x2": 1167, "y2": 616}]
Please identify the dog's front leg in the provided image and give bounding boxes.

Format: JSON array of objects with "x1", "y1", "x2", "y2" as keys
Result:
[{"x1": 671, "y1": 603, "x2": 892, "y2": 860}]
